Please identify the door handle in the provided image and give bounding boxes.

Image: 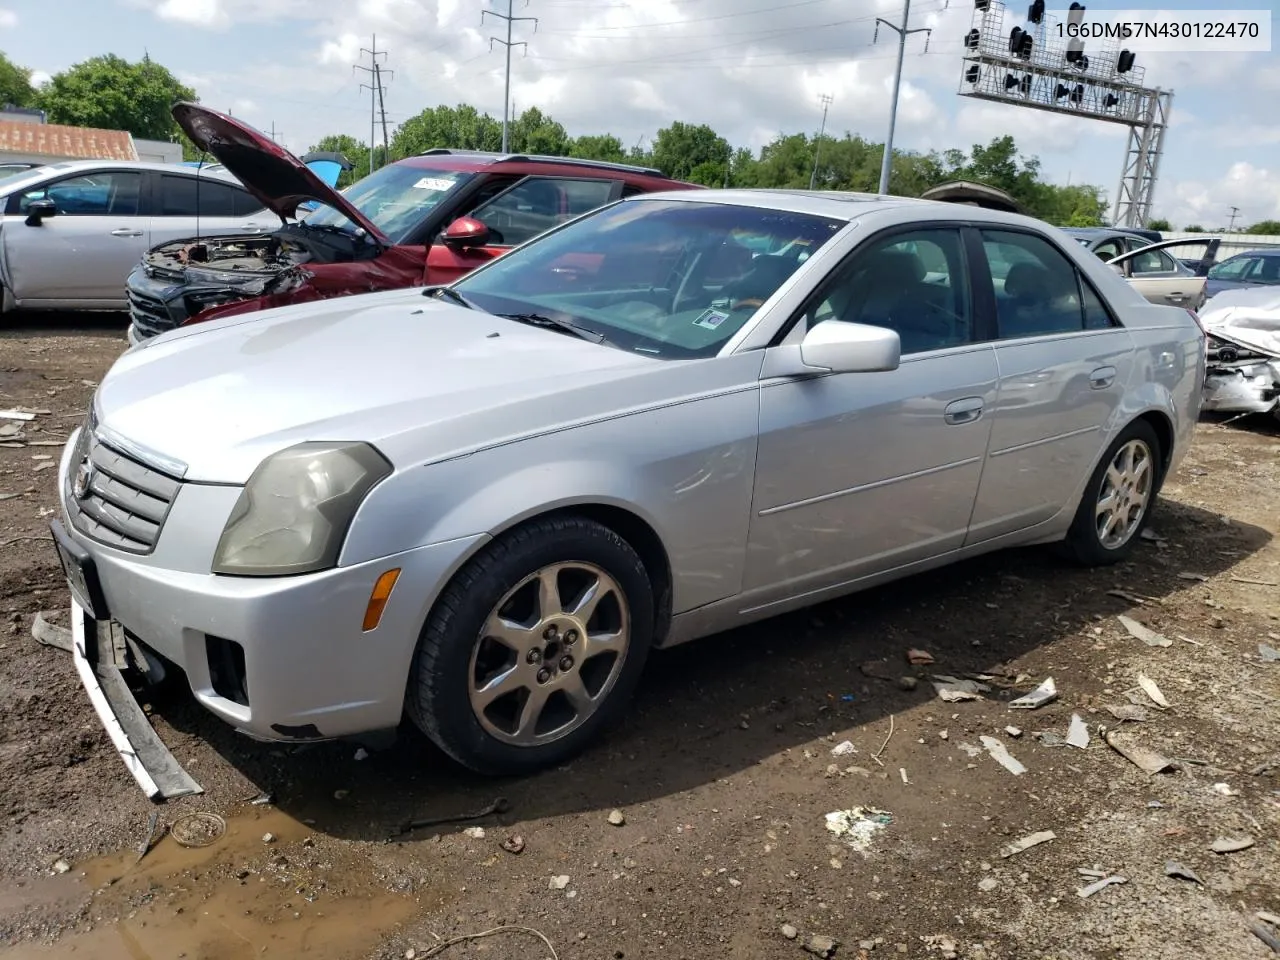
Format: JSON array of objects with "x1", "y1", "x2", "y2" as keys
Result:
[
  {"x1": 110, "y1": 228, "x2": 144, "y2": 237},
  {"x1": 943, "y1": 396, "x2": 984, "y2": 425},
  {"x1": 1167, "y1": 292, "x2": 1184, "y2": 302},
  {"x1": 240, "y1": 222, "x2": 262, "y2": 231},
  {"x1": 1090, "y1": 366, "x2": 1117, "y2": 389}
]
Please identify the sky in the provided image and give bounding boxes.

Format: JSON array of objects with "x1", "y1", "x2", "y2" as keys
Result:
[{"x1": 0, "y1": 0, "x2": 1277, "y2": 229}]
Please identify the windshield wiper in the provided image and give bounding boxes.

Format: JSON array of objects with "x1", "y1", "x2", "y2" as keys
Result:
[
  {"x1": 499, "y1": 312, "x2": 606, "y2": 344},
  {"x1": 425, "y1": 285, "x2": 478, "y2": 311}
]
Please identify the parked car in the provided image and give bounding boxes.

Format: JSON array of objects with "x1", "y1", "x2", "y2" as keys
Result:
[
  {"x1": 124, "y1": 102, "x2": 702, "y2": 344},
  {"x1": 52, "y1": 189, "x2": 1203, "y2": 794},
  {"x1": 1203, "y1": 249, "x2": 1280, "y2": 299},
  {"x1": 1064, "y1": 226, "x2": 1162, "y2": 259},
  {"x1": 1103, "y1": 236, "x2": 1220, "y2": 311},
  {"x1": 0, "y1": 160, "x2": 269, "y2": 314},
  {"x1": 0, "y1": 161, "x2": 42, "y2": 180},
  {"x1": 1198, "y1": 286, "x2": 1280, "y2": 420},
  {"x1": 179, "y1": 150, "x2": 352, "y2": 191}
]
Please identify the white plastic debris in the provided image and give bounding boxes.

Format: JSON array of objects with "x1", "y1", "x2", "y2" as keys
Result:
[
  {"x1": 931, "y1": 675, "x2": 989, "y2": 702},
  {"x1": 1118, "y1": 615, "x2": 1171, "y2": 648},
  {"x1": 1103, "y1": 728, "x2": 1176, "y2": 775},
  {"x1": 1009, "y1": 677, "x2": 1057, "y2": 710},
  {"x1": 1078, "y1": 875, "x2": 1127, "y2": 899},
  {"x1": 1137, "y1": 674, "x2": 1170, "y2": 708},
  {"x1": 1212, "y1": 782, "x2": 1240, "y2": 797},
  {"x1": 1004, "y1": 726, "x2": 1023, "y2": 738},
  {"x1": 1210, "y1": 835, "x2": 1255, "y2": 853},
  {"x1": 353, "y1": 747, "x2": 369, "y2": 761},
  {"x1": 0, "y1": 409, "x2": 36, "y2": 421},
  {"x1": 999, "y1": 831, "x2": 1056, "y2": 859},
  {"x1": 831, "y1": 740, "x2": 857, "y2": 757},
  {"x1": 463, "y1": 826, "x2": 486, "y2": 839},
  {"x1": 1066, "y1": 714, "x2": 1091, "y2": 749},
  {"x1": 980, "y1": 735, "x2": 1027, "y2": 776},
  {"x1": 549, "y1": 875, "x2": 570, "y2": 890},
  {"x1": 1260, "y1": 644, "x2": 1280, "y2": 663},
  {"x1": 824, "y1": 807, "x2": 892, "y2": 854}
]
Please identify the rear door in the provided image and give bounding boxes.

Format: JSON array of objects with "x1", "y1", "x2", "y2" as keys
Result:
[
  {"x1": 147, "y1": 171, "x2": 271, "y2": 247},
  {"x1": 2, "y1": 169, "x2": 147, "y2": 304},
  {"x1": 966, "y1": 227, "x2": 1134, "y2": 545},
  {"x1": 426, "y1": 175, "x2": 624, "y2": 285}
]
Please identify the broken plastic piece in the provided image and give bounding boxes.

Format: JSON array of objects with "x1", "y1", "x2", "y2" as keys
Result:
[
  {"x1": 1261, "y1": 644, "x2": 1280, "y2": 663},
  {"x1": 1118, "y1": 615, "x2": 1171, "y2": 647},
  {"x1": 824, "y1": 807, "x2": 892, "y2": 854},
  {"x1": 1165, "y1": 860, "x2": 1203, "y2": 884},
  {"x1": 1210, "y1": 835, "x2": 1255, "y2": 854},
  {"x1": 1000, "y1": 830, "x2": 1056, "y2": 858},
  {"x1": 980, "y1": 735, "x2": 1026, "y2": 776},
  {"x1": 1077, "y1": 875, "x2": 1127, "y2": 898},
  {"x1": 931, "y1": 675, "x2": 989, "y2": 702},
  {"x1": 1009, "y1": 677, "x2": 1057, "y2": 710},
  {"x1": 1137, "y1": 674, "x2": 1170, "y2": 708},
  {"x1": 1103, "y1": 728, "x2": 1176, "y2": 775},
  {"x1": 1066, "y1": 714, "x2": 1090, "y2": 749},
  {"x1": 30, "y1": 612, "x2": 73, "y2": 653},
  {"x1": 906, "y1": 648, "x2": 935, "y2": 666}
]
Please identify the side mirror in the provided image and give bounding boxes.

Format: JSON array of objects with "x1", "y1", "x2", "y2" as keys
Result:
[
  {"x1": 799, "y1": 320, "x2": 900, "y2": 373},
  {"x1": 25, "y1": 198, "x2": 57, "y2": 226},
  {"x1": 442, "y1": 216, "x2": 490, "y2": 251}
]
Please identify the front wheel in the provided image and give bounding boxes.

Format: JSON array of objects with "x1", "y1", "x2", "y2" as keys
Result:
[
  {"x1": 407, "y1": 516, "x2": 655, "y2": 775},
  {"x1": 1061, "y1": 420, "x2": 1161, "y2": 566}
]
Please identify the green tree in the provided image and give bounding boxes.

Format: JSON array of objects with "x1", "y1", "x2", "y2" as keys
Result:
[
  {"x1": 1185, "y1": 224, "x2": 1204, "y2": 232},
  {"x1": 390, "y1": 104, "x2": 502, "y2": 157},
  {"x1": 1146, "y1": 218, "x2": 1171, "y2": 231},
  {"x1": 1246, "y1": 220, "x2": 1280, "y2": 234},
  {"x1": 509, "y1": 107, "x2": 569, "y2": 155},
  {"x1": 38, "y1": 54, "x2": 195, "y2": 140},
  {"x1": 568, "y1": 134, "x2": 626, "y2": 164},
  {"x1": 651, "y1": 121, "x2": 730, "y2": 184},
  {"x1": 0, "y1": 51, "x2": 37, "y2": 108},
  {"x1": 308, "y1": 134, "x2": 367, "y2": 188}
]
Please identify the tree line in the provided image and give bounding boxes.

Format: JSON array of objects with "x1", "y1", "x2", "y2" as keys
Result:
[{"x1": 5, "y1": 51, "x2": 1272, "y2": 233}]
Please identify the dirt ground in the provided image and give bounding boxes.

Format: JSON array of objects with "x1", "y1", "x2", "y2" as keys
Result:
[{"x1": 1, "y1": 314, "x2": 1278, "y2": 960}]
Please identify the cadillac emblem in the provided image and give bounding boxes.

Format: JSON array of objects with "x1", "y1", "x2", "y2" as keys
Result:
[{"x1": 73, "y1": 458, "x2": 94, "y2": 500}]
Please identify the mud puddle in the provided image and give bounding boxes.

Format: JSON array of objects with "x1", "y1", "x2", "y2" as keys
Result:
[{"x1": 1, "y1": 807, "x2": 421, "y2": 959}]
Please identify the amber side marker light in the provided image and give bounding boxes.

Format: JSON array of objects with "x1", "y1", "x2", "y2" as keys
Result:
[{"x1": 362, "y1": 568, "x2": 402, "y2": 632}]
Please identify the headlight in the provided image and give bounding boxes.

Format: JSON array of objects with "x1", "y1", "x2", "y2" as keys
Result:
[{"x1": 213, "y1": 442, "x2": 392, "y2": 576}]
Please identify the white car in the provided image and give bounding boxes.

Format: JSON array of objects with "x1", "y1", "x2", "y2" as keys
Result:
[{"x1": 0, "y1": 160, "x2": 270, "y2": 313}]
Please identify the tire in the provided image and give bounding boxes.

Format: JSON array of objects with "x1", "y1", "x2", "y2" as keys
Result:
[
  {"x1": 1060, "y1": 419, "x2": 1162, "y2": 567},
  {"x1": 407, "y1": 515, "x2": 655, "y2": 776}
]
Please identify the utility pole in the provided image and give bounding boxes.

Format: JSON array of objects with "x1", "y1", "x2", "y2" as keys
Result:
[
  {"x1": 1228, "y1": 206, "x2": 1240, "y2": 232},
  {"x1": 354, "y1": 34, "x2": 388, "y2": 174},
  {"x1": 809, "y1": 93, "x2": 833, "y2": 190},
  {"x1": 374, "y1": 61, "x2": 394, "y2": 161},
  {"x1": 483, "y1": 0, "x2": 538, "y2": 153},
  {"x1": 874, "y1": 0, "x2": 931, "y2": 196},
  {"x1": 268, "y1": 122, "x2": 282, "y2": 144}
]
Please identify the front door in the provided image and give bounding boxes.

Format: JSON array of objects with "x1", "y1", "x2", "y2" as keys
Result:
[
  {"x1": 966, "y1": 227, "x2": 1133, "y2": 544},
  {"x1": 3, "y1": 170, "x2": 147, "y2": 304},
  {"x1": 745, "y1": 226, "x2": 998, "y2": 601}
]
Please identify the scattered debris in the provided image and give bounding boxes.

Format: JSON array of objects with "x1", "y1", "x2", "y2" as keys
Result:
[
  {"x1": 501, "y1": 834, "x2": 525, "y2": 854},
  {"x1": 52, "y1": 859, "x2": 70, "y2": 874},
  {"x1": 1118, "y1": 615, "x2": 1171, "y2": 647},
  {"x1": 782, "y1": 924, "x2": 799, "y2": 940},
  {"x1": 1251, "y1": 923, "x2": 1280, "y2": 955},
  {"x1": 1140, "y1": 528, "x2": 1163, "y2": 542},
  {"x1": 831, "y1": 740, "x2": 857, "y2": 757},
  {"x1": 1106, "y1": 704, "x2": 1149, "y2": 723},
  {"x1": 1137, "y1": 674, "x2": 1171, "y2": 708},
  {"x1": 958, "y1": 742, "x2": 983, "y2": 758},
  {"x1": 33, "y1": 461, "x2": 55, "y2": 471},
  {"x1": 1078, "y1": 868, "x2": 1109, "y2": 879},
  {"x1": 463, "y1": 826, "x2": 486, "y2": 840},
  {"x1": 1232, "y1": 575, "x2": 1280, "y2": 587},
  {"x1": 1103, "y1": 728, "x2": 1177, "y2": 775},
  {"x1": 1109, "y1": 589, "x2": 1147, "y2": 605},
  {"x1": 1177, "y1": 572, "x2": 1210, "y2": 582},
  {"x1": 30, "y1": 612, "x2": 72, "y2": 653},
  {"x1": 1258, "y1": 912, "x2": 1280, "y2": 929},
  {"x1": 392, "y1": 797, "x2": 511, "y2": 837},
  {"x1": 170, "y1": 812, "x2": 226, "y2": 848},
  {"x1": 1034, "y1": 731, "x2": 1066, "y2": 747},
  {"x1": 980, "y1": 735, "x2": 1027, "y2": 776},
  {"x1": 871, "y1": 715, "x2": 896, "y2": 767},
  {"x1": 1000, "y1": 831, "x2": 1056, "y2": 858},
  {"x1": 548, "y1": 875, "x2": 570, "y2": 890},
  {"x1": 0, "y1": 409, "x2": 36, "y2": 421},
  {"x1": 1004, "y1": 726, "x2": 1023, "y2": 738},
  {"x1": 248, "y1": 793, "x2": 274, "y2": 806},
  {"x1": 262, "y1": 832, "x2": 277, "y2": 844},
  {"x1": 411, "y1": 924, "x2": 560, "y2": 959},
  {"x1": 1066, "y1": 714, "x2": 1091, "y2": 750},
  {"x1": 897, "y1": 676, "x2": 918, "y2": 692},
  {"x1": 978, "y1": 876, "x2": 998, "y2": 892},
  {"x1": 1210, "y1": 836, "x2": 1255, "y2": 854},
  {"x1": 353, "y1": 747, "x2": 369, "y2": 761},
  {"x1": 824, "y1": 807, "x2": 892, "y2": 854},
  {"x1": 803, "y1": 934, "x2": 839, "y2": 958},
  {"x1": 135, "y1": 811, "x2": 161, "y2": 866},
  {"x1": 1212, "y1": 782, "x2": 1240, "y2": 797},
  {"x1": 899, "y1": 767, "x2": 910, "y2": 785},
  {"x1": 1165, "y1": 860, "x2": 1203, "y2": 885},
  {"x1": 333, "y1": 789, "x2": 350, "y2": 800},
  {"x1": 1077, "y1": 875, "x2": 1128, "y2": 899},
  {"x1": 607, "y1": 809, "x2": 626, "y2": 826},
  {"x1": 922, "y1": 934, "x2": 960, "y2": 958},
  {"x1": 1009, "y1": 677, "x2": 1057, "y2": 710},
  {"x1": 906, "y1": 648, "x2": 935, "y2": 666},
  {"x1": 932, "y1": 675, "x2": 989, "y2": 702},
  {"x1": 1261, "y1": 644, "x2": 1280, "y2": 663}
]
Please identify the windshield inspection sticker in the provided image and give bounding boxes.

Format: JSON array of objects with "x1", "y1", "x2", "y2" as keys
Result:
[
  {"x1": 413, "y1": 177, "x2": 456, "y2": 191},
  {"x1": 693, "y1": 308, "x2": 730, "y2": 330}
]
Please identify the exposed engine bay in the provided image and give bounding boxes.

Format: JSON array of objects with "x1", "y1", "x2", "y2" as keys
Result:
[
  {"x1": 1199, "y1": 290, "x2": 1280, "y2": 421},
  {"x1": 143, "y1": 222, "x2": 381, "y2": 284}
]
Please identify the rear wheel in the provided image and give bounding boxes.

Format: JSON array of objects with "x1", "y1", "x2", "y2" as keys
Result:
[
  {"x1": 1061, "y1": 419, "x2": 1161, "y2": 566},
  {"x1": 407, "y1": 516, "x2": 655, "y2": 775}
]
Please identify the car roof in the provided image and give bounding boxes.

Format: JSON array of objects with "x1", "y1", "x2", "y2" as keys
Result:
[
  {"x1": 1227, "y1": 248, "x2": 1280, "y2": 258},
  {"x1": 0, "y1": 158, "x2": 241, "y2": 193}
]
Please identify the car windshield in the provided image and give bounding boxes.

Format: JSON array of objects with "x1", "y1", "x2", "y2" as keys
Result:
[
  {"x1": 302, "y1": 164, "x2": 474, "y2": 243},
  {"x1": 452, "y1": 198, "x2": 846, "y2": 359}
]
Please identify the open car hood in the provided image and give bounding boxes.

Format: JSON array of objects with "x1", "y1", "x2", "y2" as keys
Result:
[
  {"x1": 1200, "y1": 287, "x2": 1280, "y2": 358},
  {"x1": 172, "y1": 102, "x2": 389, "y2": 243}
]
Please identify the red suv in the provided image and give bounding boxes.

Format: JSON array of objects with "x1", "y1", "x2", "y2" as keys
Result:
[{"x1": 125, "y1": 103, "x2": 702, "y2": 343}]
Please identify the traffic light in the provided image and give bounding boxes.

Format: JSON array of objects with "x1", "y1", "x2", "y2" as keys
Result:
[
  {"x1": 1103, "y1": 93, "x2": 1119, "y2": 108},
  {"x1": 1055, "y1": 83, "x2": 1084, "y2": 102},
  {"x1": 1028, "y1": 0, "x2": 1045, "y2": 23},
  {"x1": 965, "y1": 28, "x2": 980, "y2": 49},
  {"x1": 1068, "y1": 2, "x2": 1086, "y2": 26},
  {"x1": 1009, "y1": 27, "x2": 1033, "y2": 59},
  {"x1": 966, "y1": 65, "x2": 982, "y2": 83},
  {"x1": 1117, "y1": 49, "x2": 1136, "y2": 73},
  {"x1": 1005, "y1": 72, "x2": 1032, "y2": 94},
  {"x1": 976, "y1": 0, "x2": 990, "y2": 9}
]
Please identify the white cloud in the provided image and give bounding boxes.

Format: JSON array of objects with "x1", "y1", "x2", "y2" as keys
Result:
[
  {"x1": 156, "y1": 0, "x2": 226, "y2": 29},
  {"x1": 0, "y1": 8, "x2": 17, "y2": 29},
  {"x1": 29, "y1": 69, "x2": 51, "y2": 87},
  {"x1": 1163, "y1": 162, "x2": 1280, "y2": 230}
]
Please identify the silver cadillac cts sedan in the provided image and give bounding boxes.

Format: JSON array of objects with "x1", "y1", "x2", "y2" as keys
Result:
[{"x1": 52, "y1": 189, "x2": 1205, "y2": 784}]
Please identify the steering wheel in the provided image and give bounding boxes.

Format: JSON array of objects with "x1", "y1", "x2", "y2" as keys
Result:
[{"x1": 730, "y1": 297, "x2": 765, "y2": 311}]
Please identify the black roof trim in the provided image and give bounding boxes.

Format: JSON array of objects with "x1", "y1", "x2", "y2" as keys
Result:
[{"x1": 418, "y1": 148, "x2": 668, "y2": 178}]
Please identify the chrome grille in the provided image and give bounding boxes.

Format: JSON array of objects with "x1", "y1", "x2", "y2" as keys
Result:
[
  {"x1": 66, "y1": 427, "x2": 182, "y2": 554},
  {"x1": 127, "y1": 289, "x2": 179, "y2": 340}
]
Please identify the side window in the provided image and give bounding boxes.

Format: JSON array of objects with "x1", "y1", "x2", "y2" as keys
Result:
[
  {"x1": 469, "y1": 177, "x2": 616, "y2": 247},
  {"x1": 981, "y1": 229, "x2": 1097, "y2": 338},
  {"x1": 158, "y1": 176, "x2": 243, "y2": 217},
  {"x1": 800, "y1": 229, "x2": 972, "y2": 355},
  {"x1": 1092, "y1": 239, "x2": 1124, "y2": 262},
  {"x1": 12, "y1": 172, "x2": 143, "y2": 216},
  {"x1": 1129, "y1": 248, "x2": 1177, "y2": 275},
  {"x1": 231, "y1": 187, "x2": 263, "y2": 217},
  {"x1": 1209, "y1": 257, "x2": 1254, "y2": 281}
]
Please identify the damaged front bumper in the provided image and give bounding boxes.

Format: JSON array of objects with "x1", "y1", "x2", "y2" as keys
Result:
[{"x1": 1202, "y1": 336, "x2": 1280, "y2": 416}]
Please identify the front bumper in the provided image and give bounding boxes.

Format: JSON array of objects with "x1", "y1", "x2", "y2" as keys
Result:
[
  {"x1": 125, "y1": 265, "x2": 190, "y2": 341},
  {"x1": 54, "y1": 436, "x2": 486, "y2": 747}
]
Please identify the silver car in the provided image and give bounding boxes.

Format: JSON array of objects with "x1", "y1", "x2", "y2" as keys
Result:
[
  {"x1": 50, "y1": 189, "x2": 1204, "y2": 791},
  {"x1": 0, "y1": 160, "x2": 269, "y2": 313}
]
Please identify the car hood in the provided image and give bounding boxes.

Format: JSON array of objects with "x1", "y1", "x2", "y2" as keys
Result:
[
  {"x1": 172, "y1": 102, "x2": 389, "y2": 243},
  {"x1": 94, "y1": 292, "x2": 656, "y2": 483},
  {"x1": 1200, "y1": 287, "x2": 1280, "y2": 358}
]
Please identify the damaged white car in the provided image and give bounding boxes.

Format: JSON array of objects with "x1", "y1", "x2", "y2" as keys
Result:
[{"x1": 1199, "y1": 287, "x2": 1280, "y2": 420}]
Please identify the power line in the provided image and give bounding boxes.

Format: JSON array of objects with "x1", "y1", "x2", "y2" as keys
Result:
[
  {"x1": 483, "y1": 0, "x2": 539, "y2": 152},
  {"x1": 354, "y1": 34, "x2": 389, "y2": 173},
  {"x1": 374, "y1": 61, "x2": 393, "y2": 159}
]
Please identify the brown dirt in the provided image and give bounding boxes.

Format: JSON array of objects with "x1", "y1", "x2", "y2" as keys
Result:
[{"x1": 1, "y1": 314, "x2": 1278, "y2": 960}]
